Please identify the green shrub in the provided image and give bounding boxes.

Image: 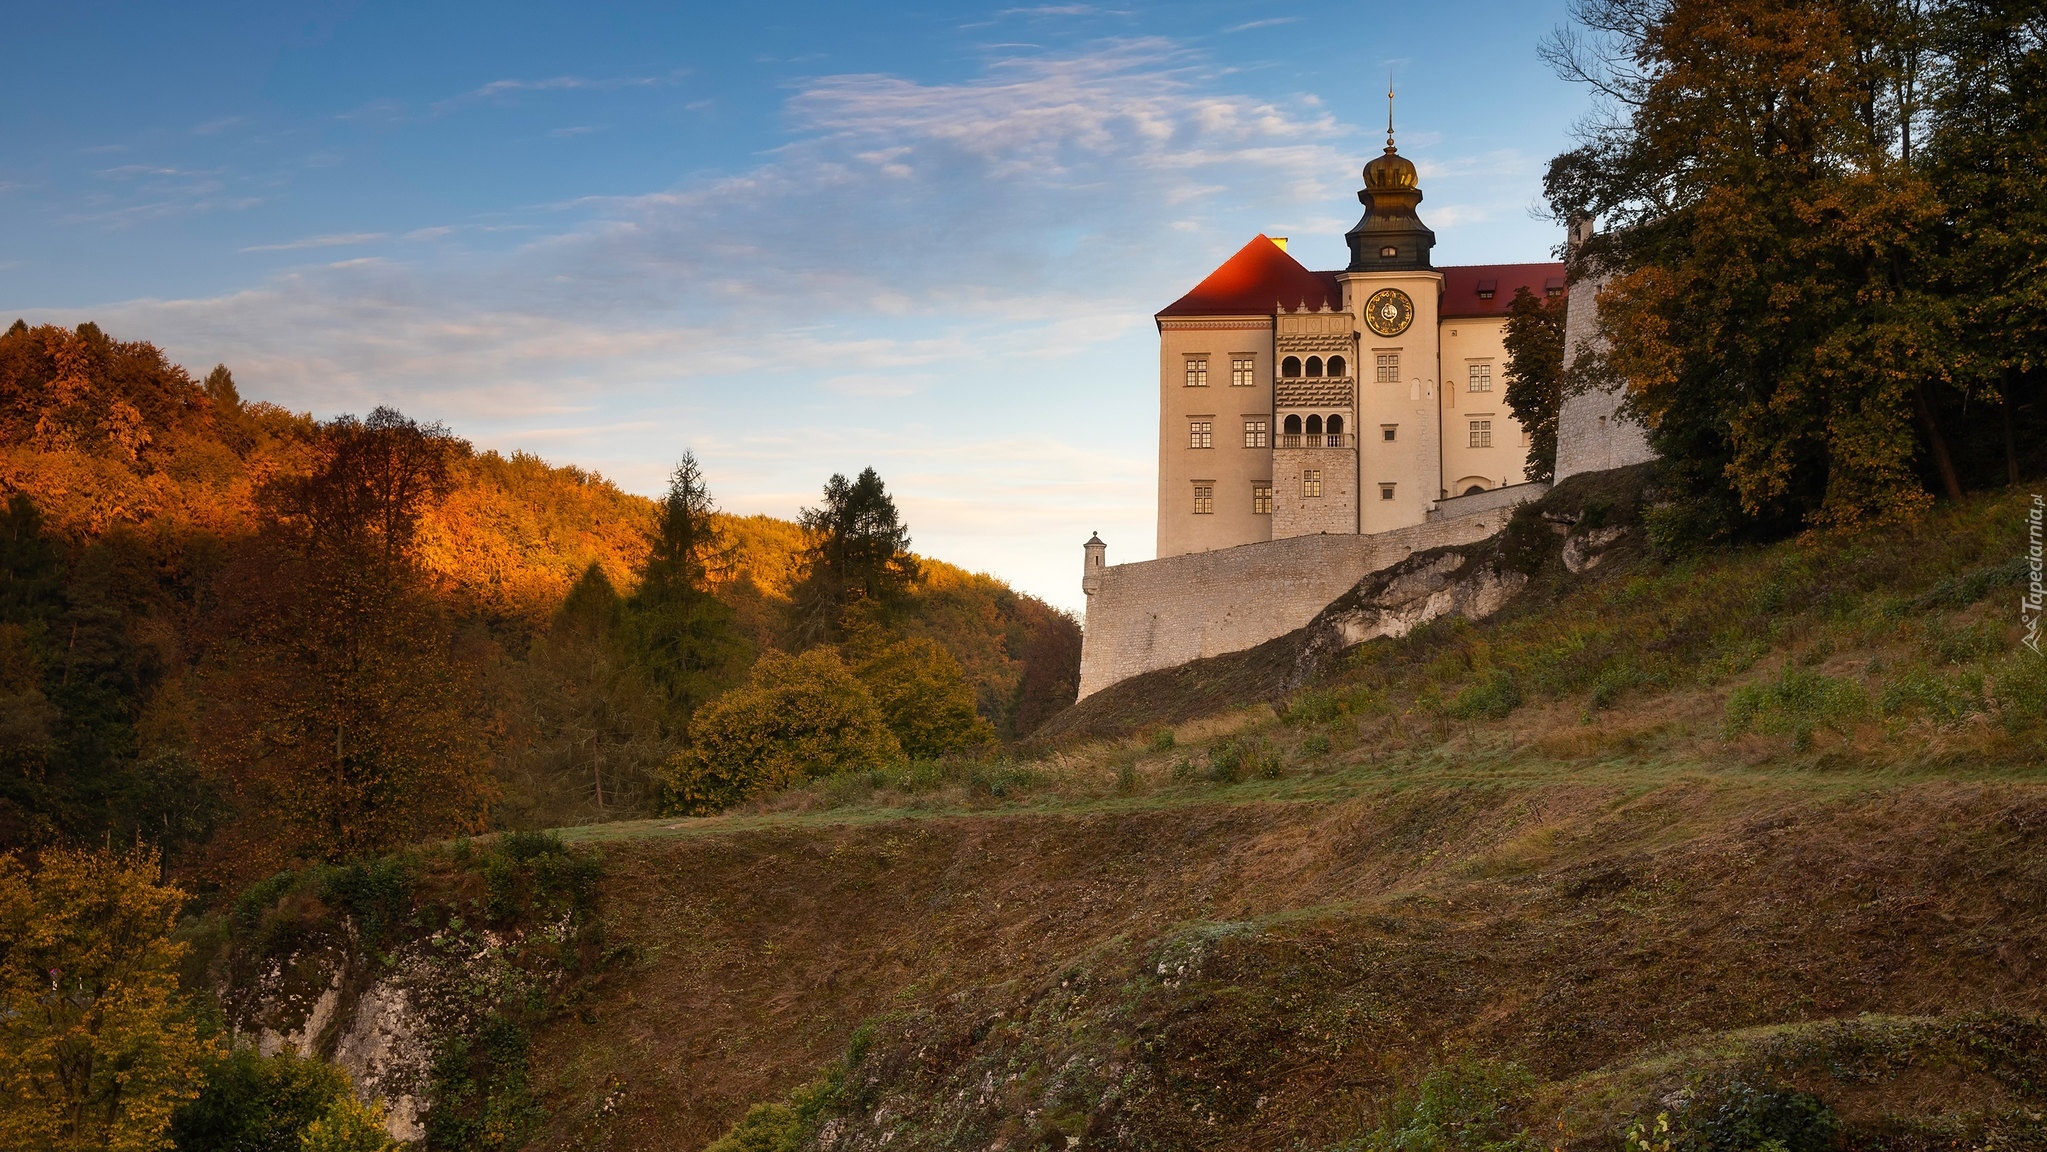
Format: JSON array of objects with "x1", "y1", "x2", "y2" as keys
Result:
[
  {"x1": 853, "y1": 637, "x2": 996, "y2": 758},
  {"x1": 1286, "y1": 688, "x2": 1344, "y2": 725},
  {"x1": 1206, "y1": 740, "x2": 1245, "y2": 783},
  {"x1": 1302, "y1": 733, "x2": 1332, "y2": 758},
  {"x1": 1879, "y1": 669, "x2": 1982, "y2": 724},
  {"x1": 1149, "y1": 728, "x2": 1176, "y2": 752},
  {"x1": 705, "y1": 1103, "x2": 801, "y2": 1152},
  {"x1": 662, "y1": 648, "x2": 901, "y2": 815},
  {"x1": 1339, "y1": 1055, "x2": 1538, "y2": 1152},
  {"x1": 1726, "y1": 668, "x2": 1867, "y2": 748},
  {"x1": 1662, "y1": 1079, "x2": 1838, "y2": 1152},
  {"x1": 172, "y1": 1048, "x2": 355, "y2": 1152},
  {"x1": 1447, "y1": 670, "x2": 1521, "y2": 720}
]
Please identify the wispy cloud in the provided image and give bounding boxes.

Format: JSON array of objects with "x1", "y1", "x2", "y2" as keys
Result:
[
  {"x1": 1224, "y1": 17, "x2": 1301, "y2": 32},
  {"x1": 239, "y1": 232, "x2": 390, "y2": 253},
  {"x1": 432, "y1": 72, "x2": 684, "y2": 115}
]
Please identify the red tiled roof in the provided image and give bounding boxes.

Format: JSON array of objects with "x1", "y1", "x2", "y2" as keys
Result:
[
  {"x1": 1439, "y1": 262, "x2": 1567, "y2": 319},
  {"x1": 1156, "y1": 235, "x2": 1341, "y2": 320}
]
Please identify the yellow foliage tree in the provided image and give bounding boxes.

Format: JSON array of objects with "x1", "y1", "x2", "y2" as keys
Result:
[
  {"x1": 661, "y1": 648, "x2": 900, "y2": 815},
  {"x1": 0, "y1": 846, "x2": 214, "y2": 1152},
  {"x1": 853, "y1": 638, "x2": 994, "y2": 759},
  {"x1": 296, "y1": 1095, "x2": 399, "y2": 1152}
]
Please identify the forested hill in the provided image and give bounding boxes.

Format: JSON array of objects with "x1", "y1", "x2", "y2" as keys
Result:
[{"x1": 0, "y1": 320, "x2": 1079, "y2": 882}]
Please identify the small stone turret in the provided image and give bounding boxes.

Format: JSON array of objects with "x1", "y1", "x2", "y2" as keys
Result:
[{"x1": 1082, "y1": 533, "x2": 1106, "y2": 597}]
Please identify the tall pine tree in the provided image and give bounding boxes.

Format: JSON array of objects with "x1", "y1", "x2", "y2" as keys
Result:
[{"x1": 624, "y1": 453, "x2": 749, "y2": 734}]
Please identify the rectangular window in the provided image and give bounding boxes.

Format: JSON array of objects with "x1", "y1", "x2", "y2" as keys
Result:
[
  {"x1": 1192, "y1": 484, "x2": 1214, "y2": 515},
  {"x1": 1469, "y1": 363, "x2": 1492, "y2": 392},
  {"x1": 1252, "y1": 484, "x2": 1273, "y2": 514},
  {"x1": 1381, "y1": 425, "x2": 1398, "y2": 442},
  {"x1": 1188, "y1": 421, "x2": 1213, "y2": 449},
  {"x1": 1469, "y1": 419, "x2": 1493, "y2": 448},
  {"x1": 1375, "y1": 353, "x2": 1400, "y2": 383},
  {"x1": 1242, "y1": 419, "x2": 1268, "y2": 448},
  {"x1": 1184, "y1": 357, "x2": 1209, "y2": 387},
  {"x1": 1231, "y1": 357, "x2": 1255, "y2": 387},
  {"x1": 1380, "y1": 483, "x2": 1396, "y2": 501},
  {"x1": 1302, "y1": 470, "x2": 1322, "y2": 498}
]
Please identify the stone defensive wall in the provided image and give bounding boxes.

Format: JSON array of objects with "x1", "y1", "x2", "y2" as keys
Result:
[
  {"x1": 1078, "y1": 505, "x2": 1526, "y2": 699},
  {"x1": 1554, "y1": 273, "x2": 1656, "y2": 483}
]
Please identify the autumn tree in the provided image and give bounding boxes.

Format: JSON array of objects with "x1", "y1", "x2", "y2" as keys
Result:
[
  {"x1": 506, "y1": 563, "x2": 670, "y2": 824},
  {"x1": 661, "y1": 647, "x2": 899, "y2": 815},
  {"x1": 201, "y1": 408, "x2": 490, "y2": 869},
  {"x1": 1543, "y1": 0, "x2": 1970, "y2": 535},
  {"x1": 853, "y1": 638, "x2": 994, "y2": 759},
  {"x1": 0, "y1": 846, "x2": 214, "y2": 1152},
  {"x1": 1924, "y1": 0, "x2": 2047, "y2": 484},
  {"x1": 1501, "y1": 287, "x2": 1567, "y2": 483},
  {"x1": 623, "y1": 453, "x2": 749, "y2": 733},
  {"x1": 790, "y1": 468, "x2": 919, "y2": 646}
]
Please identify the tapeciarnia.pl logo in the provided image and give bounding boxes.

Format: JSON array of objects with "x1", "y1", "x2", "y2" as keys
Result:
[{"x1": 2026, "y1": 493, "x2": 2044, "y2": 655}]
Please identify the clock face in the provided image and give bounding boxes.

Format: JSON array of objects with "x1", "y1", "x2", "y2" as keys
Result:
[{"x1": 1365, "y1": 288, "x2": 1414, "y2": 337}]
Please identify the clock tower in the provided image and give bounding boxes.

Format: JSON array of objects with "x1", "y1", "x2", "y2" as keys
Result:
[{"x1": 1337, "y1": 93, "x2": 1444, "y2": 534}]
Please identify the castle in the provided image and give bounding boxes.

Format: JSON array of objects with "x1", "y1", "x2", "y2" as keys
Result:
[{"x1": 1078, "y1": 115, "x2": 1651, "y2": 698}]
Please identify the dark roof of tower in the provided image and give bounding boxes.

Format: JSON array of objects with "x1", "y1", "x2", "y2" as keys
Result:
[
  {"x1": 1156, "y1": 235, "x2": 1341, "y2": 320},
  {"x1": 1439, "y1": 263, "x2": 1568, "y2": 319}
]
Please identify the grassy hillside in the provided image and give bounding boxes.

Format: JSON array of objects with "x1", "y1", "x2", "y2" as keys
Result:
[{"x1": 204, "y1": 477, "x2": 2047, "y2": 1150}]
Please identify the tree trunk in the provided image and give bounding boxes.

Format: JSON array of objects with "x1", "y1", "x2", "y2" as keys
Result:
[
  {"x1": 2002, "y1": 378, "x2": 2020, "y2": 486},
  {"x1": 1914, "y1": 384, "x2": 1964, "y2": 500}
]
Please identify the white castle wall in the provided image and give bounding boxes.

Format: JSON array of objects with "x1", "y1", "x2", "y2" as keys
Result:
[
  {"x1": 1077, "y1": 503, "x2": 1527, "y2": 699},
  {"x1": 1554, "y1": 274, "x2": 1656, "y2": 483}
]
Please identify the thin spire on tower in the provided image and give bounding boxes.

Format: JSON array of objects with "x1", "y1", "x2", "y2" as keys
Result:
[{"x1": 1386, "y1": 77, "x2": 1396, "y2": 148}]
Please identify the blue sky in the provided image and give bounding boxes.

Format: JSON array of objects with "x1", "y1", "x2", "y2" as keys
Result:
[{"x1": 3, "y1": 0, "x2": 1587, "y2": 609}]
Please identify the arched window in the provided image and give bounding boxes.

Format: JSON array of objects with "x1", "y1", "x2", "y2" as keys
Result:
[
  {"x1": 1327, "y1": 414, "x2": 1344, "y2": 436},
  {"x1": 1306, "y1": 414, "x2": 1324, "y2": 435},
  {"x1": 1305, "y1": 356, "x2": 1324, "y2": 377},
  {"x1": 1281, "y1": 356, "x2": 1302, "y2": 377},
  {"x1": 1283, "y1": 414, "x2": 1303, "y2": 435},
  {"x1": 1465, "y1": 485, "x2": 1487, "y2": 496},
  {"x1": 1327, "y1": 355, "x2": 1346, "y2": 377}
]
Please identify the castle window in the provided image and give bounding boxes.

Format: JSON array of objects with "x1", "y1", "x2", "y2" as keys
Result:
[
  {"x1": 1185, "y1": 358, "x2": 1209, "y2": 387},
  {"x1": 1382, "y1": 425, "x2": 1397, "y2": 442},
  {"x1": 1281, "y1": 355, "x2": 1302, "y2": 377},
  {"x1": 1231, "y1": 357, "x2": 1255, "y2": 386},
  {"x1": 1468, "y1": 363, "x2": 1492, "y2": 392},
  {"x1": 1189, "y1": 421, "x2": 1213, "y2": 449},
  {"x1": 1243, "y1": 419, "x2": 1268, "y2": 448},
  {"x1": 1469, "y1": 419, "x2": 1492, "y2": 448},
  {"x1": 1252, "y1": 484, "x2": 1273, "y2": 515},
  {"x1": 1305, "y1": 356, "x2": 1324, "y2": 377},
  {"x1": 1327, "y1": 414, "x2": 1345, "y2": 437},
  {"x1": 1476, "y1": 278, "x2": 1498, "y2": 300},
  {"x1": 1327, "y1": 354, "x2": 1346, "y2": 377},
  {"x1": 1302, "y1": 470, "x2": 1322, "y2": 498},
  {"x1": 1380, "y1": 246, "x2": 1398, "y2": 258},
  {"x1": 1380, "y1": 483, "x2": 1396, "y2": 500},
  {"x1": 1375, "y1": 353, "x2": 1400, "y2": 383},
  {"x1": 1306, "y1": 414, "x2": 1323, "y2": 436},
  {"x1": 1283, "y1": 414, "x2": 1303, "y2": 435},
  {"x1": 1192, "y1": 484, "x2": 1214, "y2": 515}
]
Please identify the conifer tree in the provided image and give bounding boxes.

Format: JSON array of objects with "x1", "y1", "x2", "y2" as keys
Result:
[
  {"x1": 623, "y1": 453, "x2": 749, "y2": 734},
  {"x1": 790, "y1": 467, "x2": 919, "y2": 646}
]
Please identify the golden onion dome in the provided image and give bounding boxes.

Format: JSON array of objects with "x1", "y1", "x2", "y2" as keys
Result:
[{"x1": 1364, "y1": 143, "x2": 1418, "y2": 192}]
